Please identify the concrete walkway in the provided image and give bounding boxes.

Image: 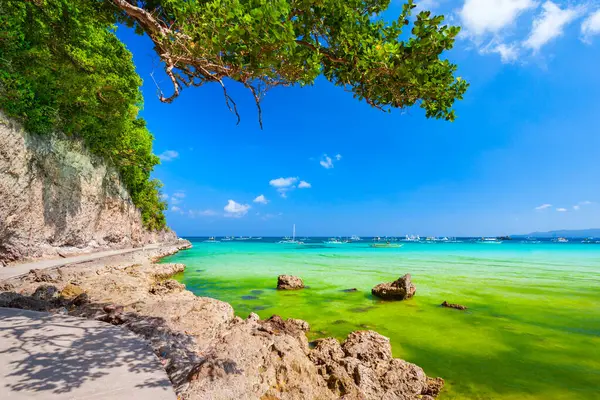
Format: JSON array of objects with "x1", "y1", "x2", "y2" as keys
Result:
[
  {"x1": 0, "y1": 307, "x2": 176, "y2": 399},
  {"x1": 0, "y1": 244, "x2": 162, "y2": 281}
]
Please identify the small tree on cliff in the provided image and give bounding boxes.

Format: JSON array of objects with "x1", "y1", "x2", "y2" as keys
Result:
[{"x1": 112, "y1": 0, "x2": 468, "y2": 127}]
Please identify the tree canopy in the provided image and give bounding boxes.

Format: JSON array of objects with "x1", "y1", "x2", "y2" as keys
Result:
[
  {"x1": 113, "y1": 0, "x2": 468, "y2": 126},
  {"x1": 0, "y1": 0, "x2": 467, "y2": 231}
]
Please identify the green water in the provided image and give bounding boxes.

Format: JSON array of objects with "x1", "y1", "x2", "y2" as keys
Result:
[{"x1": 164, "y1": 240, "x2": 600, "y2": 399}]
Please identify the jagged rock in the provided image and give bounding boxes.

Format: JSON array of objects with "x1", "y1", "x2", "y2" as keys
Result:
[
  {"x1": 277, "y1": 274, "x2": 304, "y2": 290},
  {"x1": 32, "y1": 285, "x2": 59, "y2": 301},
  {"x1": 60, "y1": 283, "x2": 84, "y2": 299},
  {"x1": 71, "y1": 293, "x2": 90, "y2": 306},
  {"x1": 371, "y1": 274, "x2": 416, "y2": 300},
  {"x1": 310, "y1": 330, "x2": 443, "y2": 399},
  {"x1": 150, "y1": 279, "x2": 186, "y2": 295},
  {"x1": 441, "y1": 301, "x2": 467, "y2": 310}
]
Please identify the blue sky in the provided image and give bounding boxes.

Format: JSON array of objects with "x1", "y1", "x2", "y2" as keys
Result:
[{"x1": 116, "y1": 0, "x2": 600, "y2": 237}]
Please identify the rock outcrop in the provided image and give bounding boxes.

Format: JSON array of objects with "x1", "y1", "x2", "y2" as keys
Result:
[
  {"x1": 0, "y1": 113, "x2": 176, "y2": 264},
  {"x1": 441, "y1": 301, "x2": 467, "y2": 310},
  {"x1": 0, "y1": 247, "x2": 444, "y2": 400},
  {"x1": 277, "y1": 274, "x2": 304, "y2": 290},
  {"x1": 310, "y1": 331, "x2": 444, "y2": 399},
  {"x1": 372, "y1": 274, "x2": 416, "y2": 300}
]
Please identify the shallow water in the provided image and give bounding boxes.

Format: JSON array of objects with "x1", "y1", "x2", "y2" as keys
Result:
[{"x1": 164, "y1": 239, "x2": 600, "y2": 399}]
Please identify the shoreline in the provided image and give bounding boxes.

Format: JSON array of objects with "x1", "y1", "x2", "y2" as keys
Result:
[{"x1": 0, "y1": 240, "x2": 444, "y2": 399}]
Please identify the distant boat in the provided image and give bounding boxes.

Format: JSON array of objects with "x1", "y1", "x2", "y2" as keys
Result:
[
  {"x1": 477, "y1": 237, "x2": 502, "y2": 244},
  {"x1": 401, "y1": 235, "x2": 421, "y2": 242},
  {"x1": 446, "y1": 237, "x2": 463, "y2": 243},
  {"x1": 235, "y1": 236, "x2": 251, "y2": 241},
  {"x1": 552, "y1": 237, "x2": 569, "y2": 243},
  {"x1": 351, "y1": 235, "x2": 362, "y2": 241},
  {"x1": 278, "y1": 224, "x2": 304, "y2": 244},
  {"x1": 323, "y1": 238, "x2": 345, "y2": 245},
  {"x1": 221, "y1": 236, "x2": 234, "y2": 241},
  {"x1": 370, "y1": 242, "x2": 403, "y2": 248},
  {"x1": 582, "y1": 237, "x2": 599, "y2": 244},
  {"x1": 204, "y1": 236, "x2": 220, "y2": 243}
]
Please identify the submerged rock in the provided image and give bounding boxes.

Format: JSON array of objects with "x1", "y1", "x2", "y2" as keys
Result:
[
  {"x1": 372, "y1": 274, "x2": 416, "y2": 300},
  {"x1": 277, "y1": 274, "x2": 304, "y2": 290},
  {"x1": 341, "y1": 288, "x2": 358, "y2": 292},
  {"x1": 441, "y1": 301, "x2": 467, "y2": 310}
]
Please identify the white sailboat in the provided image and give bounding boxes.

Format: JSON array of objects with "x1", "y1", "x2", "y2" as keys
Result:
[{"x1": 278, "y1": 224, "x2": 304, "y2": 244}]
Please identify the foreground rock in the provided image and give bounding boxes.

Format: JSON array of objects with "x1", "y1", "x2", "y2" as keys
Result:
[
  {"x1": 0, "y1": 247, "x2": 443, "y2": 399},
  {"x1": 441, "y1": 301, "x2": 467, "y2": 310},
  {"x1": 277, "y1": 274, "x2": 304, "y2": 290},
  {"x1": 372, "y1": 274, "x2": 416, "y2": 300},
  {"x1": 310, "y1": 330, "x2": 443, "y2": 399}
]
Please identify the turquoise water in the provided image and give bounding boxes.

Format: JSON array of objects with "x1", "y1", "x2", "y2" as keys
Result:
[{"x1": 164, "y1": 239, "x2": 600, "y2": 399}]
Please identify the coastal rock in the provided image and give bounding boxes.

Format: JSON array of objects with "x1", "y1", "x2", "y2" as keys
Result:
[
  {"x1": 0, "y1": 247, "x2": 444, "y2": 400},
  {"x1": 441, "y1": 301, "x2": 467, "y2": 310},
  {"x1": 149, "y1": 279, "x2": 186, "y2": 295},
  {"x1": 0, "y1": 112, "x2": 177, "y2": 264},
  {"x1": 371, "y1": 274, "x2": 416, "y2": 300},
  {"x1": 32, "y1": 285, "x2": 59, "y2": 301},
  {"x1": 277, "y1": 274, "x2": 304, "y2": 290},
  {"x1": 309, "y1": 330, "x2": 442, "y2": 399}
]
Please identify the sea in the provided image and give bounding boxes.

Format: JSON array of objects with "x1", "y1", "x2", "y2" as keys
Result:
[{"x1": 162, "y1": 237, "x2": 600, "y2": 400}]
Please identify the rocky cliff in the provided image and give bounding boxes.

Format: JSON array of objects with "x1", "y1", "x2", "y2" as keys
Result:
[{"x1": 0, "y1": 113, "x2": 175, "y2": 264}]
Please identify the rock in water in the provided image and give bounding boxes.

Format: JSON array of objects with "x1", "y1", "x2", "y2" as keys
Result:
[
  {"x1": 441, "y1": 301, "x2": 467, "y2": 310},
  {"x1": 277, "y1": 274, "x2": 304, "y2": 290},
  {"x1": 310, "y1": 330, "x2": 443, "y2": 399},
  {"x1": 371, "y1": 274, "x2": 416, "y2": 300}
]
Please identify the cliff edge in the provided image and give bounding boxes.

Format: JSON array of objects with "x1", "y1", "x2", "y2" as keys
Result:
[{"x1": 0, "y1": 113, "x2": 175, "y2": 264}]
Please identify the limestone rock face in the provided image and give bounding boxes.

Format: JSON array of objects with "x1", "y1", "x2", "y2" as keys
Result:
[
  {"x1": 0, "y1": 113, "x2": 176, "y2": 264},
  {"x1": 277, "y1": 275, "x2": 304, "y2": 290},
  {"x1": 371, "y1": 274, "x2": 416, "y2": 300}
]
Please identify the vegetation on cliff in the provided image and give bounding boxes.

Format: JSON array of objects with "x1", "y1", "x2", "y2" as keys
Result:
[
  {"x1": 1, "y1": 0, "x2": 467, "y2": 230},
  {"x1": 0, "y1": 0, "x2": 166, "y2": 230}
]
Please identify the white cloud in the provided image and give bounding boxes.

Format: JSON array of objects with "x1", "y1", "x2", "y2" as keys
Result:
[
  {"x1": 320, "y1": 155, "x2": 334, "y2": 169},
  {"x1": 535, "y1": 203, "x2": 552, "y2": 210},
  {"x1": 224, "y1": 200, "x2": 250, "y2": 217},
  {"x1": 172, "y1": 191, "x2": 185, "y2": 198},
  {"x1": 170, "y1": 197, "x2": 182, "y2": 205},
  {"x1": 171, "y1": 206, "x2": 181, "y2": 212},
  {"x1": 160, "y1": 193, "x2": 169, "y2": 201},
  {"x1": 556, "y1": 207, "x2": 567, "y2": 212},
  {"x1": 582, "y1": 10, "x2": 600, "y2": 42},
  {"x1": 158, "y1": 150, "x2": 179, "y2": 161},
  {"x1": 253, "y1": 194, "x2": 269, "y2": 204},
  {"x1": 573, "y1": 205, "x2": 580, "y2": 210},
  {"x1": 298, "y1": 180, "x2": 312, "y2": 189},
  {"x1": 459, "y1": 0, "x2": 538, "y2": 37},
  {"x1": 416, "y1": 0, "x2": 439, "y2": 12},
  {"x1": 523, "y1": 2, "x2": 583, "y2": 52},
  {"x1": 335, "y1": 154, "x2": 342, "y2": 161},
  {"x1": 188, "y1": 209, "x2": 217, "y2": 218},
  {"x1": 269, "y1": 177, "x2": 298, "y2": 188},
  {"x1": 491, "y1": 42, "x2": 520, "y2": 62}
]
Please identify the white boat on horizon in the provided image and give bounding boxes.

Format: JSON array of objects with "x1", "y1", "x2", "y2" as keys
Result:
[
  {"x1": 278, "y1": 224, "x2": 304, "y2": 244},
  {"x1": 204, "y1": 236, "x2": 220, "y2": 243},
  {"x1": 401, "y1": 235, "x2": 421, "y2": 242},
  {"x1": 477, "y1": 237, "x2": 502, "y2": 244},
  {"x1": 323, "y1": 238, "x2": 345, "y2": 244},
  {"x1": 350, "y1": 235, "x2": 362, "y2": 241},
  {"x1": 552, "y1": 237, "x2": 569, "y2": 243}
]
